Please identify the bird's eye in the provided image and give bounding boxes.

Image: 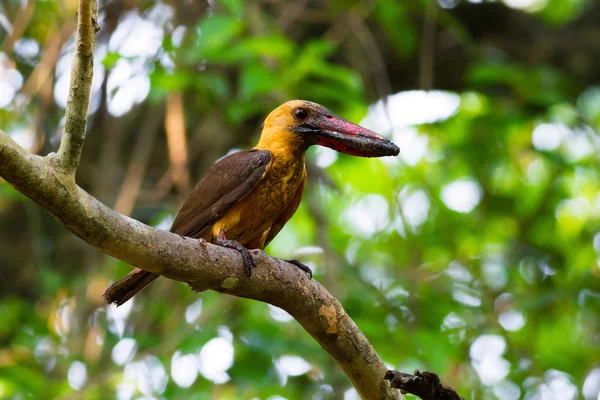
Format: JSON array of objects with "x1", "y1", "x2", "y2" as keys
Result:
[{"x1": 293, "y1": 108, "x2": 308, "y2": 121}]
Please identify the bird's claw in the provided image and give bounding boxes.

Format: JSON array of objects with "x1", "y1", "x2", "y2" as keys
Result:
[
  {"x1": 215, "y1": 236, "x2": 255, "y2": 277},
  {"x1": 239, "y1": 247, "x2": 255, "y2": 277},
  {"x1": 285, "y1": 259, "x2": 313, "y2": 279}
]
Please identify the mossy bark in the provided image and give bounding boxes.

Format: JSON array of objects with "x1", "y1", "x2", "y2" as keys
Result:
[{"x1": 56, "y1": 0, "x2": 98, "y2": 175}]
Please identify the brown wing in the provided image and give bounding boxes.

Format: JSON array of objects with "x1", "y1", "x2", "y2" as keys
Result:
[
  {"x1": 104, "y1": 150, "x2": 271, "y2": 306},
  {"x1": 170, "y1": 149, "x2": 272, "y2": 238},
  {"x1": 263, "y1": 167, "x2": 306, "y2": 248}
]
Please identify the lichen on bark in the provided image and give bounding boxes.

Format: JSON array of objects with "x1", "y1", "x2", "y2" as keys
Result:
[{"x1": 56, "y1": 0, "x2": 98, "y2": 175}]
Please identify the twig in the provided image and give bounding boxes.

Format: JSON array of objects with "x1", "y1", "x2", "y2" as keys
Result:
[
  {"x1": 419, "y1": 0, "x2": 438, "y2": 91},
  {"x1": 56, "y1": 0, "x2": 99, "y2": 175},
  {"x1": 147, "y1": 118, "x2": 231, "y2": 203},
  {"x1": 21, "y1": 23, "x2": 76, "y2": 97},
  {"x1": 385, "y1": 369, "x2": 464, "y2": 400},
  {"x1": 0, "y1": 0, "x2": 37, "y2": 57},
  {"x1": 277, "y1": 0, "x2": 309, "y2": 31},
  {"x1": 323, "y1": 3, "x2": 373, "y2": 45},
  {"x1": 349, "y1": 13, "x2": 393, "y2": 102},
  {"x1": 306, "y1": 185, "x2": 340, "y2": 295},
  {"x1": 305, "y1": 160, "x2": 338, "y2": 190},
  {"x1": 164, "y1": 92, "x2": 191, "y2": 199}
]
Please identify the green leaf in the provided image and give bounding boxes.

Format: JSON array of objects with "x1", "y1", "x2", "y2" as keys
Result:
[{"x1": 239, "y1": 63, "x2": 278, "y2": 100}]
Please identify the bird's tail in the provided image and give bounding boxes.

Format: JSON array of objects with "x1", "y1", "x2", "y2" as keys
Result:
[{"x1": 103, "y1": 268, "x2": 159, "y2": 306}]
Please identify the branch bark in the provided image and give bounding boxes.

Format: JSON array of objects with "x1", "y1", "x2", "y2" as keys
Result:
[
  {"x1": 0, "y1": 1, "x2": 401, "y2": 397},
  {"x1": 56, "y1": 0, "x2": 98, "y2": 175},
  {"x1": 0, "y1": 130, "x2": 401, "y2": 399},
  {"x1": 385, "y1": 370, "x2": 463, "y2": 400}
]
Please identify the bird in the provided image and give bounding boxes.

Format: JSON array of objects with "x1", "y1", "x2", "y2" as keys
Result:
[{"x1": 103, "y1": 100, "x2": 399, "y2": 306}]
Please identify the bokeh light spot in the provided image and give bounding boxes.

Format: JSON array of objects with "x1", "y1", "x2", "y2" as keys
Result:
[
  {"x1": 441, "y1": 178, "x2": 482, "y2": 213},
  {"x1": 198, "y1": 337, "x2": 234, "y2": 384}
]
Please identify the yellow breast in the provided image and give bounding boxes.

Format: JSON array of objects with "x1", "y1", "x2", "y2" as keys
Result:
[{"x1": 210, "y1": 149, "x2": 305, "y2": 247}]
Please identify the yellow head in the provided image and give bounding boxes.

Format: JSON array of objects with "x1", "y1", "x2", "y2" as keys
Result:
[{"x1": 256, "y1": 100, "x2": 322, "y2": 153}]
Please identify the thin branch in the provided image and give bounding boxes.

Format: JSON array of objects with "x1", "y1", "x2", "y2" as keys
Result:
[
  {"x1": 0, "y1": 129, "x2": 402, "y2": 400},
  {"x1": 277, "y1": 0, "x2": 309, "y2": 31},
  {"x1": 419, "y1": 0, "x2": 437, "y2": 91},
  {"x1": 164, "y1": 92, "x2": 191, "y2": 199},
  {"x1": 21, "y1": 23, "x2": 76, "y2": 98},
  {"x1": 385, "y1": 370, "x2": 464, "y2": 400},
  {"x1": 0, "y1": 0, "x2": 37, "y2": 57},
  {"x1": 56, "y1": 0, "x2": 99, "y2": 175},
  {"x1": 349, "y1": 13, "x2": 393, "y2": 102},
  {"x1": 323, "y1": 3, "x2": 373, "y2": 45},
  {"x1": 147, "y1": 118, "x2": 230, "y2": 203}
]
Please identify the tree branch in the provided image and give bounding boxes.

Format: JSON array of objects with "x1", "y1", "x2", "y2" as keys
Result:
[
  {"x1": 56, "y1": 0, "x2": 98, "y2": 175},
  {"x1": 0, "y1": 129, "x2": 401, "y2": 399},
  {"x1": 1, "y1": 4, "x2": 401, "y2": 396},
  {"x1": 385, "y1": 370, "x2": 464, "y2": 400}
]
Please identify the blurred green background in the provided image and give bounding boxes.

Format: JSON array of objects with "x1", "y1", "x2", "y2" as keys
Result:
[{"x1": 1, "y1": 0, "x2": 600, "y2": 399}]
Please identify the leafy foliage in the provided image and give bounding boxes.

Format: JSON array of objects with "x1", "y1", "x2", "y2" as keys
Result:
[{"x1": 1, "y1": 0, "x2": 599, "y2": 399}]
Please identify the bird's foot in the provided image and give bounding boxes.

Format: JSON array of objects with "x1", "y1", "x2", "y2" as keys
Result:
[
  {"x1": 216, "y1": 235, "x2": 255, "y2": 277},
  {"x1": 284, "y1": 259, "x2": 313, "y2": 279}
]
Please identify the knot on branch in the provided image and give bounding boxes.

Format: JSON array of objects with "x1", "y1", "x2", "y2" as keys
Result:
[{"x1": 385, "y1": 369, "x2": 464, "y2": 400}]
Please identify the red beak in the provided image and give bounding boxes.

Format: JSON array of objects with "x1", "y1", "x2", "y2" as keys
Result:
[
  {"x1": 288, "y1": 101, "x2": 399, "y2": 157},
  {"x1": 313, "y1": 115, "x2": 399, "y2": 157}
]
